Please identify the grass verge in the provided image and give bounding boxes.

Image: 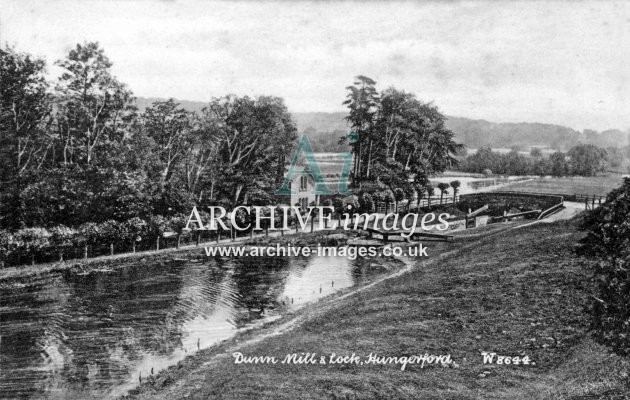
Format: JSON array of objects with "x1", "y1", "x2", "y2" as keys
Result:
[{"x1": 501, "y1": 175, "x2": 625, "y2": 197}]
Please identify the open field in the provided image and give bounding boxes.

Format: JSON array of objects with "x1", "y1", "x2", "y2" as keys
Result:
[
  {"x1": 126, "y1": 219, "x2": 630, "y2": 400},
  {"x1": 440, "y1": 170, "x2": 485, "y2": 178},
  {"x1": 500, "y1": 175, "x2": 626, "y2": 197}
]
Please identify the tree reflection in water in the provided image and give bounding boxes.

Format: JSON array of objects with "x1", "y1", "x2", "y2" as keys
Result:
[{"x1": 0, "y1": 252, "x2": 390, "y2": 398}]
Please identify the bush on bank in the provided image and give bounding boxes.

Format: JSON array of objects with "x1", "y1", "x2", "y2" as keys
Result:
[
  {"x1": 578, "y1": 177, "x2": 630, "y2": 356},
  {"x1": 0, "y1": 215, "x2": 199, "y2": 267},
  {"x1": 0, "y1": 206, "x2": 327, "y2": 267}
]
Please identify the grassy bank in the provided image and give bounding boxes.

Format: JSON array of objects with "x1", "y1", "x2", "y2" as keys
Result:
[
  {"x1": 125, "y1": 218, "x2": 629, "y2": 399},
  {"x1": 502, "y1": 175, "x2": 625, "y2": 197}
]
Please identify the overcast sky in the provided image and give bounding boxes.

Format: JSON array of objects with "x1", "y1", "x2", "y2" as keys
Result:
[{"x1": 1, "y1": 1, "x2": 629, "y2": 131}]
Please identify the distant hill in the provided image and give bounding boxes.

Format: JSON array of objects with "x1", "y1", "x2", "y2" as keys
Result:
[
  {"x1": 134, "y1": 97, "x2": 629, "y2": 152},
  {"x1": 291, "y1": 112, "x2": 629, "y2": 152},
  {"x1": 444, "y1": 117, "x2": 628, "y2": 151}
]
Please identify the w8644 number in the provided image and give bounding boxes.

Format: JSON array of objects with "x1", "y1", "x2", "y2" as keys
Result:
[{"x1": 481, "y1": 352, "x2": 533, "y2": 365}]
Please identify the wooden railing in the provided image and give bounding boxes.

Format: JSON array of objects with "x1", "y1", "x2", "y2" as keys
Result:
[{"x1": 537, "y1": 202, "x2": 565, "y2": 220}]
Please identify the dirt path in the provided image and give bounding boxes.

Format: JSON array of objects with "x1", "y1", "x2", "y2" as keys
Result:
[{"x1": 543, "y1": 201, "x2": 587, "y2": 222}]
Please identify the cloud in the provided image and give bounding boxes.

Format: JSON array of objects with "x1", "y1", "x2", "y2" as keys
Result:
[{"x1": 1, "y1": 0, "x2": 629, "y2": 130}]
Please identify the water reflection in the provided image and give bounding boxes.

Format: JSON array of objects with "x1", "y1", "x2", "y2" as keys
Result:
[
  {"x1": 281, "y1": 255, "x2": 356, "y2": 307},
  {"x1": 0, "y1": 253, "x2": 389, "y2": 399}
]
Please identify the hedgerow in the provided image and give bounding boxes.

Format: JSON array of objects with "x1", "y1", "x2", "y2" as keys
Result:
[
  {"x1": 578, "y1": 177, "x2": 630, "y2": 356},
  {"x1": 0, "y1": 215, "x2": 198, "y2": 267}
]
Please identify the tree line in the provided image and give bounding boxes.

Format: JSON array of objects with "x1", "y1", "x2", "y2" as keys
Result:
[
  {"x1": 0, "y1": 42, "x2": 297, "y2": 231},
  {"x1": 458, "y1": 144, "x2": 611, "y2": 177},
  {"x1": 0, "y1": 42, "x2": 300, "y2": 266}
]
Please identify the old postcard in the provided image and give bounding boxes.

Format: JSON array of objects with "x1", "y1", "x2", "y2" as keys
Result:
[{"x1": 0, "y1": 1, "x2": 629, "y2": 399}]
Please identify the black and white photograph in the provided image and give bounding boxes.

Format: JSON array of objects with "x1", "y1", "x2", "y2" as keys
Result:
[{"x1": 0, "y1": 1, "x2": 629, "y2": 399}]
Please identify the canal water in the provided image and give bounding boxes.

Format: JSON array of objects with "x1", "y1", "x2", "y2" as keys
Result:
[{"x1": 0, "y1": 254, "x2": 393, "y2": 399}]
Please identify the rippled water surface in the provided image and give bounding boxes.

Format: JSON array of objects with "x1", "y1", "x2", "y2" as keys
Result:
[{"x1": 0, "y1": 254, "x2": 389, "y2": 399}]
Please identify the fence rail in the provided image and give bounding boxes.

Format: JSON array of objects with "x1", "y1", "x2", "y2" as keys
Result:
[{"x1": 537, "y1": 202, "x2": 565, "y2": 220}]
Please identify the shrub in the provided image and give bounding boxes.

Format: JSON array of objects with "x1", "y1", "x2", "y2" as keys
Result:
[
  {"x1": 79, "y1": 222, "x2": 101, "y2": 244},
  {"x1": 99, "y1": 220, "x2": 124, "y2": 255},
  {"x1": 330, "y1": 195, "x2": 344, "y2": 215},
  {"x1": 371, "y1": 191, "x2": 384, "y2": 209},
  {"x1": 578, "y1": 177, "x2": 630, "y2": 356},
  {"x1": 342, "y1": 195, "x2": 359, "y2": 215},
  {"x1": 358, "y1": 192, "x2": 373, "y2": 213},
  {"x1": 123, "y1": 217, "x2": 148, "y2": 252},
  {"x1": 424, "y1": 185, "x2": 435, "y2": 207},
  {"x1": 393, "y1": 188, "x2": 405, "y2": 210},
  {"x1": 49, "y1": 225, "x2": 76, "y2": 262},
  {"x1": 78, "y1": 222, "x2": 101, "y2": 258},
  {"x1": 0, "y1": 230, "x2": 15, "y2": 267},
  {"x1": 450, "y1": 180, "x2": 461, "y2": 200},
  {"x1": 14, "y1": 228, "x2": 51, "y2": 265},
  {"x1": 437, "y1": 183, "x2": 450, "y2": 204},
  {"x1": 382, "y1": 191, "x2": 394, "y2": 205},
  {"x1": 147, "y1": 215, "x2": 169, "y2": 250},
  {"x1": 168, "y1": 214, "x2": 190, "y2": 247}
]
